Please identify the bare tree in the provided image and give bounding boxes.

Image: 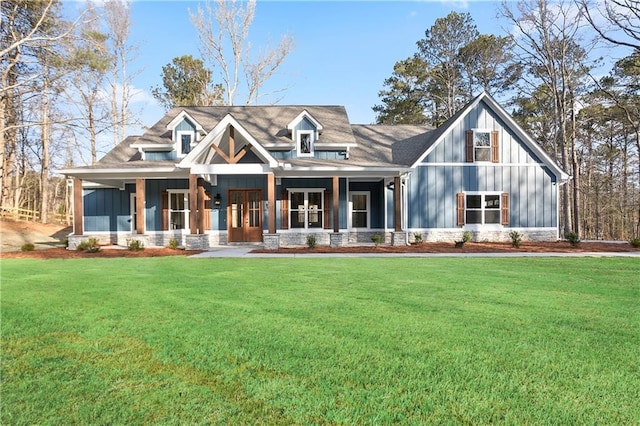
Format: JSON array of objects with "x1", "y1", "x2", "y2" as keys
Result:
[
  {"x1": 189, "y1": 0, "x2": 293, "y2": 105},
  {"x1": 103, "y1": 0, "x2": 138, "y2": 146},
  {"x1": 501, "y1": 0, "x2": 594, "y2": 237},
  {"x1": 580, "y1": 0, "x2": 640, "y2": 49}
]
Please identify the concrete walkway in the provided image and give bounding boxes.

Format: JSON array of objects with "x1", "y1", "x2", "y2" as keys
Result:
[{"x1": 189, "y1": 246, "x2": 640, "y2": 258}]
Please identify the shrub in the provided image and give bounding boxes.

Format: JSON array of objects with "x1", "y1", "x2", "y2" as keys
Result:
[
  {"x1": 629, "y1": 237, "x2": 640, "y2": 248},
  {"x1": 127, "y1": 239, "x2": 145, "y2": 251},
  {"x1": 371, "y1": 234, "x2": 384, "y2": 246},
  {"x1": 566, "y1": 232, "x2": 580, "y2": 246},
  {"x1": 509, "y1": 231, "x2": 522, "y2": 248},
  {"x1": 167, "y1": 238, "x2": 179, "y2": 250},
  {"x1": 462, "y1": 231, "x2": 473, "y2": 243},
  {"x1": 21, "y1": 242, "x2": 35, "y2": 252},
  {"x1": 306, "y1": 235, "x2": 317, "y2": 249},
  {"x1": 413, "y1": 233, "x2": 423, "y2": 244},
  {"x1": 77, "y1": 237, "x2": 100, "y2": 253}
]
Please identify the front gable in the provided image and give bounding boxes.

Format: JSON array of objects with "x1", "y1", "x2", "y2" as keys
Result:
[
  {"x1": 410, "y1": 92, "x2": 569, "y2": 182},
  {"x1": 178, "y1": 113, "x2": 279, "y2": 174}
]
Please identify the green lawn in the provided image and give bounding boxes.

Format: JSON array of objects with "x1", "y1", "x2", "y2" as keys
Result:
[{"x1": 2, "y1": 257, "x2": 638, "y2": 424}]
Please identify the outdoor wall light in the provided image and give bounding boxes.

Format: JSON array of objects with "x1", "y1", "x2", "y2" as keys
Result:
[{"x1": 214, "y1": 193, "x2": 222, "y2": 208}]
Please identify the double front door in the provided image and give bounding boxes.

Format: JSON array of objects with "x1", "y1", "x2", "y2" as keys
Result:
[{"x1": 228, "y1": 189, "x2": 263, "y2": 242}]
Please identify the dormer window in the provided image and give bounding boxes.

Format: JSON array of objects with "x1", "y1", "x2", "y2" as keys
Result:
[
  {"x1": 177, "y1": 130, "x2": 195, "y2": 157},
  {"x1": 298, "y1": 130, "x2": 314, "y2": 157}
]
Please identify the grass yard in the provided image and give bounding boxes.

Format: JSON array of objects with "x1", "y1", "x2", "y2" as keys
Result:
[{"x1": 2, "y1": 257, "x2": 638, "y2": 424}]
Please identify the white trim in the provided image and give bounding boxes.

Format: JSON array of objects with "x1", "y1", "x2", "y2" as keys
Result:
[
  {"x1": 167, "y1": 189, "x2": 190, "y2": 231},
  {"x1": 472, "y1": 128, "x2": 493, "y2": 163},
  {"x1": 349, "y1": 191, "x2": 370, "y2": 230},
  {"x1": 416, "y1": 162, "x2": 549, "y2": 167},
  {"x1": 129, "y1": 143, "x2": 174, "y2": 150},
  {"x1": 287, "y1": 188, "x2": 325, "y2": 230},
  {"x1": 176, "y1": 130, "x2": 195, "y2": 158},
  {"x1": 287, "y1": 110, "x2": 324, "y2": 133},
  {"x1": 130, "y1": 193, "x2": 137, "y2": 233},
  {"x1": 409, "y1": 92, "x2": 570, "y2": 182},
  {"x1": 462, "y1": 191, "x2": 503, "y2": 227},
  {"x1": 166, "y1": 110, "x2": 205, "y2": 134},
  {"x1": 191, "y1": 164, "x2": 271, "y2": 175},
  {"x1": 296, "y1": 130, "x2": 315, "y2": 158},
  {"x1": 178, "y1": 113, "x2": 279, "y2": 169}
]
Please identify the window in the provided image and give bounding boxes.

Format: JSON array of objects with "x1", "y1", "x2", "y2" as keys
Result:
[
  {"x1": 350, "y1": 192, "x2": 370, "y2": 229},
  {"x1": 297, "y1": 131, "x2": 314, "y2": 157},
  {"x1": 457, "y1": 192, "x2": 509, "y2": 226},
  {"x1": 466, "y1": 130, "x2": 499, "y2": 163},
  {"x1": 177, "y1": 131, "x2": 194, "y2": 157},
  {"x1": 289, "y1": 190, "x2": 323, "y2": 229},
  {"x1": 168, "y1": 190, "x2": 189, "y2": 230},
  {"x1": 473, "y1": 131, "x2": 491, "y2": 162}
]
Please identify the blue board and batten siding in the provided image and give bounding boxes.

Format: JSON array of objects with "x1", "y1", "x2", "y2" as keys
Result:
[
  {"x1": 83, "y1": 184, "x2": 134, "y2": 232},
  {"x1": 404, "y1": 99, "x2": 558, "y2": 229}
]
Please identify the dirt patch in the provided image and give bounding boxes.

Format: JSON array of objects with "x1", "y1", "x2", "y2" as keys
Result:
[
  {"x1": 1, "y1": 219, "x2": 71, "y2": 252},
  {"x1": 253, "y1": 241, "x2": 640, "y2": 255}
]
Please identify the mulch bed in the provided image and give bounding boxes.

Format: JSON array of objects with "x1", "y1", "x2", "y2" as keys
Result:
[{"x1": 2, "y1": 242, "x2": 637, "y2": 259}]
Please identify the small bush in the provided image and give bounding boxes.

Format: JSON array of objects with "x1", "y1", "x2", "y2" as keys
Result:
[
  {"x1": 21, "y1": 242, "x2": 35, "y2": 252},
  {"x1": 167, "y1": 238, "x2": 179, "y2": 250},
  {"x1": 77, "y1": 237, "x2": 100, "y2": 253},
  {"x1": 462, "y1": 231, "x2": 473, "y2": 243},
  {"x1": 306, "y1": 235, "x2": 317, "y2": 249},
  {"x1": 127, "y1": 239, "x2": 145, "y2": 251},
  {"x1": 566, "y1": 232, "x2": 580, "y2": 246},
  {"x1": 509, "y1": 231, "x2": 522, "y2": 248},
  {"x1": 629, "y1": 237, "x2": 640, "y2": 248},
  {"x1": 371, "y1": 234, "x2": 384, "y2": 246},
  {"x1": 413, "y1": 233, "x2": 423, "y2": 244}
]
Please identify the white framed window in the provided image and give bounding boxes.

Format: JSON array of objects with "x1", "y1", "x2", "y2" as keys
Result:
[
  {"x1": 130, "y1": 193, "x2": 137, "y2": 233},
  {"x1": 289, "y1": 189, "x2": 324, "y2": 229},
  {"x1": 168, "y1": 190, "x2": 189, "y2": 230},
  {"x1": 473, "y1": 130, "x2": 492, "y2": 162},
  {"x1": 176, "y1": 130, "x2": 195, "y2": 157},
  {"x1": 297, "y1": 130, "x2": 314, "y2": 157},
  {"x1": 349, "y1": 191, "x2": 370, "y2": 229},
  {"x1": 465, "y1": 193, "x2": 501, "y2": 225}
]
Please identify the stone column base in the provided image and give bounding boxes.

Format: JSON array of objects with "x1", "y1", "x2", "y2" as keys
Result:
[
  {"x1": 391, "y1": 231, "x2": 408, "y2": 246},
  {"x1": 185, "y1": 234, "x2": 210, "y2": 251},
  {"x1": 263, "y1": 234, "x2": 280, "y2": 250},
  {"x1": 330, "y1": 232, "x2": 347, "y2": 247}
]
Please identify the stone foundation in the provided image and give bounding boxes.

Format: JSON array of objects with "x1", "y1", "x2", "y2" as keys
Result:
[
  {"x1": 391, "y1": 231, "x2": 408, "y2": 246},
  {"x1": 185, "y1": 234, "x2": 210, "y2": 251},
  {"x1": 330, "y1": 232, "x2": 347, "y2": 247},
  {"x1": 263, "y1": 234, "x2": 280, "y2": 250}
]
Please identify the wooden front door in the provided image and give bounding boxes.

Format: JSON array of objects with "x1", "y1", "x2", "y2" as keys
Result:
[{"x1": 228, "y1": 189, "x2": 263, "y2": 242}]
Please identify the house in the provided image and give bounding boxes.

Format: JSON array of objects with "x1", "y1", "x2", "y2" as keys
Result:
[{"x1": 60, "y1": 92, "x2": 569, "y2": 250}]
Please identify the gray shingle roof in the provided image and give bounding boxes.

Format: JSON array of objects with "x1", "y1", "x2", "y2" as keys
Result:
[{"x1": 350, "y1": 124, "x2": 435, "y2": 167}]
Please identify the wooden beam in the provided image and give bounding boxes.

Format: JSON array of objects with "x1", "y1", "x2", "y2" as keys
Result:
[
  {"x1": 394, "y1": 176, "x2": 402, "y2": 232},
  {"x1": 231, "y1": 144, "x2": 252, "y2": 164},
  {"x1": 229, "y1": 126, "x2": 235, "y2": 162},
  {"x1": 267, "y1": 173, "x2": 276, "y2": 234},
  {"x1": 135, "y1": 178, "x2": 145, "y2": 234},
  {"x1": 210, "y1": 143, "x2": 232, "y2": 163},
  {"x1": 189, "y1": 174, "x2": 198, "y2": 234},
  {"x1": 332, "y1": 176, "x2": 339, "y2": 232},
  {"x1": 197, "y1": 178, "x2": 205, "y2": 234},
  {"x1": 73, "y1": 178, "x2": 83, "y2": 235}
]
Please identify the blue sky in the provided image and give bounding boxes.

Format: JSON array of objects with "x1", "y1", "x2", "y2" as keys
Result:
[{"x1": 101, "y1": 0, "x2": 510, "y2": 131}]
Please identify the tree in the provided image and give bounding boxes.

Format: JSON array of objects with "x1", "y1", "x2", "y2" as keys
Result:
[
  {"x1": 580, "y1": 0, "x2": 640, "y2": 50},
  {"x1": 103, "y1": 0, "x2": 137, "y2": 147},
  {"x1": 189, "y1": 0, "x2": 294, "y2": 105},
  {"x1": 416, "y1": 11, "x2": 479, "y2": 121},
  {"x1": 373, "y1": 56, "x2": 429, "y2": 125},
  {"x1": 501, "y1": 0, "x2": 594, "y2": 237},
  {"x1": 152, "y1": 55, "x2": 223, "y2": 109}
]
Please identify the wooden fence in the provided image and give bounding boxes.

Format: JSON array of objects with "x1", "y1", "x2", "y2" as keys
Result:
[{"x1": 0, "y1": 206, "x2": 69, "y2": 224}]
